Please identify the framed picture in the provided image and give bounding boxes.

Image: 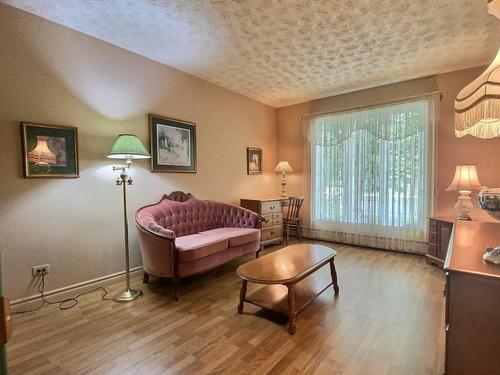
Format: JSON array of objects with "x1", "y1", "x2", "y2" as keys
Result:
[
  {"x1": 21, "y1": 122, "x2": 79, "y2": 178},
  {"x1": 247, "y1": 147, "x2": 262, "y2": 175},
  {"x1": 149, "y1": 114, "x2": 196, "y2": 173}
]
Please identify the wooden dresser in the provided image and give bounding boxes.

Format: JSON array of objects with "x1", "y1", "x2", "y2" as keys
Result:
[
  {"x1": 240, "y1": 198, "x2": 283, "y2": 248},
  {"x1": 443, "y1": 221, "x2": 500, "y2": 375},
  {"x1": 426, "y1": 217, "x2": 454, "y2": 267}
]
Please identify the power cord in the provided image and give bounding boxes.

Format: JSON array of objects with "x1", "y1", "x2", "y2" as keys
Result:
[{"x1": 12, "y1": 272, "x2": 112, "y2": 314}]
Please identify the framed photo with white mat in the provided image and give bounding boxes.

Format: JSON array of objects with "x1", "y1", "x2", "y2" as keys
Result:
[{"x1": 149, "y1": 114, "x2": 197, "y2": 173}]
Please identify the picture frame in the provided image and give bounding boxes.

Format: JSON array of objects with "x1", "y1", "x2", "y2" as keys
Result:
[
  {"x1": 247, "y1": 147, "x2": 262, "y2": 175},
  {"x1": 21, "y1": 122, "x2": 79, "y2": 178},
  {"x1": 149, "y1": 114, "x2": 197, "y2": 173}
]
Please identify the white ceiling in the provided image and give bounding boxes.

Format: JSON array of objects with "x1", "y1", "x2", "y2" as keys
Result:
[{"x1": 4, "y1": 0, "x2": 499, "y2": 108}]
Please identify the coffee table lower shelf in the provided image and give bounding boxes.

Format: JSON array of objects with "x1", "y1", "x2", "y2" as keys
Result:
[{"x1": 240, "y1": 274, "x2": 335, "y2": 334}]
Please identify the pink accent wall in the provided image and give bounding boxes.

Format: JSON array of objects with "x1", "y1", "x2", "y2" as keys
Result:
[
  {"x1": 277, "y1": 67, "x2": 500, "y2": 222},
  {"x1": 436, "y1": 69, "x2": 500, "y2": 220}
]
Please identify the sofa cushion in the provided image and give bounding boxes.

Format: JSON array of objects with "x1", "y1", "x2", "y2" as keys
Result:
[
  {"x1": 175, "y1": 234, "x2": 228, "y2": 262},
  {"x1": 199, "y1": 228, "x2": 260, "y2": 248}
]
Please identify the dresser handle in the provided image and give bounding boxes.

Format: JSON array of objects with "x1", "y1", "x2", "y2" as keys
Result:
[{"x1": 445, "y1": 324, "x2": 449, "y2": 332}]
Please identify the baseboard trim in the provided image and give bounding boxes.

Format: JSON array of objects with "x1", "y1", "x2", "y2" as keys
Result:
[
  {"x1": 11, "y1": 266, "x2": 143, "y2": 310},
  {"x1": 301, "y1": 227, "x2": 427, "y2": 255}
]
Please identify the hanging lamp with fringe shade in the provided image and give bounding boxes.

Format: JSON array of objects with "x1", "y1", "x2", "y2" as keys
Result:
[{"x1": 454, "y1": 0, "x2": 500, "y2": 139}]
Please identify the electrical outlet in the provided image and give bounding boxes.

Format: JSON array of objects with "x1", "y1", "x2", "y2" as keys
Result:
[{"x1": 32, "y1": 264, "x2": 50, "y2": 277}]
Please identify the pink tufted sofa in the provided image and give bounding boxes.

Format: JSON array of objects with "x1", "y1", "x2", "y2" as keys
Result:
[{"x1": 135, "y1": 191, "x2": 262, "y2": 299}]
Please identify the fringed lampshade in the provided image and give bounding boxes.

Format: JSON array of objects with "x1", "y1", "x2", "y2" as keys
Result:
[
  {"x1": 274, "y1": 160, "x2": 294, "y2": 173},
  {"x1": 454, "y1": 0, "x2": 500, "y2": 139}
]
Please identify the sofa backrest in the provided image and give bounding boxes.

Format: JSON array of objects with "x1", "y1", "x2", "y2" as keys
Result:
[{"x1": 136, "y1": 195, "x2": 258, "y2": 237}]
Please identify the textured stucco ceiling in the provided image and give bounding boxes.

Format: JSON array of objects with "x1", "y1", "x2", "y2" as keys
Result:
[{"x1": 3, "y1": 0, "x2": 499, "y2": 107}]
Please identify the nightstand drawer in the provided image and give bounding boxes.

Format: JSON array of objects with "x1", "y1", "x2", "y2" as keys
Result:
[
  {"x1": 261, "y1": 225, "x2": 282, "y2": 241},
  {"x1": 261, "y1": 201, "x2": 282, "y2": 215}
]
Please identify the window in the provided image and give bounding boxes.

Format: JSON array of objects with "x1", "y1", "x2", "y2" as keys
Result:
[{"x1": 310, "y1": 99, "x2": 435, "y2": 252}]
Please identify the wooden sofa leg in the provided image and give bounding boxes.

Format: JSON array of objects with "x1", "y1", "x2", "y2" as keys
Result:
[
  {"x1": 256, "y1": 244, "x2": 263, "y2": 258},
  {"x1": 173, "y1": 277, "x2": 180, "y2": 301},
  {"x1": 143, "y1": 272, "x2": 150, "y2": 284}
]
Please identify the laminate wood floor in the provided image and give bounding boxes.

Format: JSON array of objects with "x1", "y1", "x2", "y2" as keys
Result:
[{"x1": 8, "y1": 241, "x2": 445, "y2": 374}]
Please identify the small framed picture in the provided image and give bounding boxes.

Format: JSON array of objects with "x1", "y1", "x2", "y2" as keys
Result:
[
  {"x1": 21, "y1": 122, "x2": 79, "y2": 178},
  {"x1": 150, "y1": 114, "x2": 196, "y2": 173},
  {"x1": 247, "y1": 147, "x2": 262, "y2": 175}
]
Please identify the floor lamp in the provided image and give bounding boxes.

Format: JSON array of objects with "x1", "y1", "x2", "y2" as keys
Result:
[{"x1": 107, "y1": 134, "x2": 150, "y2": 302}]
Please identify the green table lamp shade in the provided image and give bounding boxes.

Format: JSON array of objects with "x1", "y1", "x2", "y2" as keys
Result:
[{"x1": 107, "y1": 134, "x2": 150, "y2": 159}]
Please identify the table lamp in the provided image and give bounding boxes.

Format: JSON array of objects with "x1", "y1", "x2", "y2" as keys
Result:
[
  {"x1": 107, "y1": 134, "x2": 150, "y2": 302},
  {"x1": 275, "y1": 161, "x2": 293, "y2": 198},
  {"x1": 446, "y1": 165, "x2": 482, "y2": 221}
]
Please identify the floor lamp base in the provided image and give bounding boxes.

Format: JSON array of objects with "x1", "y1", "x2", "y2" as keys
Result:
[{"x1": 113, "y1": 288, "x2": 143, "y2": 303}]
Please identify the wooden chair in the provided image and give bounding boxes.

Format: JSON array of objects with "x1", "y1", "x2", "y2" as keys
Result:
[{"x1": 283, "y1": 196, "x2": 304, "y2": 244}]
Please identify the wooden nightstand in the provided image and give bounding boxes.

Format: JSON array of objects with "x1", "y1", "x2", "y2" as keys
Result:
[
  {"x1": 426, "y1": 216, "x2": 454, "y2": 267},
  {"x1": 240, "y1": 198, "x2": 284, "y2": 248}
]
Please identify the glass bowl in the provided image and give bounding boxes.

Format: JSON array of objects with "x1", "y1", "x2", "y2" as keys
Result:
[{"x1": 478, "y1": 188, "x2": 500, "y2": 221}]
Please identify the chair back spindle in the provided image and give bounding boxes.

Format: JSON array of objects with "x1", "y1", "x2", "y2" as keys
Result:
[{"x1": 284, "y1": 197, "x2": 304, "y2": 244}]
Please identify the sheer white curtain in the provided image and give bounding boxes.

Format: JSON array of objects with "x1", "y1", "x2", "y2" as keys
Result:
[{"x1": 308, "y1": 98, "x2": 437, "y2": 253}]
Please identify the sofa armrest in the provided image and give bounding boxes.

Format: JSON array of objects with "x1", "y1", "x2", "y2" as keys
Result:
[
  {"x1": 134, "y1": 214, "x2": 177, "y2": 278},
  {"x1": 144, "y1": 222, "x2": 176, "y2": 240}
]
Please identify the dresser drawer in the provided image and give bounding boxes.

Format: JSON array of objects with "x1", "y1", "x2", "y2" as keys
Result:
[
  {"x1": 272, "y1": 213, "x2": 283, "y2": 225},
  {"x1": 429, "y1": 219, "x2": 438, "y2": 232},
  {"x1": 428, "y1": 244, "x2": 437, "y2": 257},
  {"x1": 261, "y1": 214, "x2": 273, "y2": 228},
  {"x1": 429, "y1": 231, "x2": 438, "y2": 245},
  {"x1": 261, "y1": 225, "x2": 282, "y2": 241},
  {"x1": 261, "y1": 201, "x2": 282, "y2": 215}
]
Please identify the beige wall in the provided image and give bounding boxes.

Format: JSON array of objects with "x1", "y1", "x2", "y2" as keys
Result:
[
  {"x1": 0, "y1": 4, "x2": 279, "y2": 300},
  {"x1": 277, "y1": 67, "x2": 500, "y2": 223},
  {"x1": 2, "y1": 4, "x2": 500, "y2": 302}
]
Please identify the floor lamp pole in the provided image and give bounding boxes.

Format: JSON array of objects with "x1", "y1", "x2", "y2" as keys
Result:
[
  {"x1": 122, "y1": 176, "x2": 131, "y2": 291},
  {"x1": 113, "y1": 166, "x2": 142, "y2": 302}
]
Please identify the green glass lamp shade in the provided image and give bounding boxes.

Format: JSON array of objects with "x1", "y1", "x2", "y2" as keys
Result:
[{"x1": 107, "y1": 134, "x2": 150, "y2": 159}]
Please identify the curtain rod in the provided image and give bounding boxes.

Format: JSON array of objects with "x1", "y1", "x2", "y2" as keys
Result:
[{"x1": 301, "y1": 90, "x2": 444, "y2": 119}]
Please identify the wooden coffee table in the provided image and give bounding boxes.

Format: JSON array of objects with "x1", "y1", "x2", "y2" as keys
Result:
[{"x1": 236, "y1": 244, "x2": 339, "y2": 334}]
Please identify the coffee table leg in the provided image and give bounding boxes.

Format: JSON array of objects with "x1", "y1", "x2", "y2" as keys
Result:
[
  {"x1": 238, "y1": 280, "x2": 247, "y2": 314},
  {"x1": 287, "y1": 285, "x2": 297, "y2": 335},
  {"x1": 329, "y1": 260, "x2": 340, "y2": 295}
]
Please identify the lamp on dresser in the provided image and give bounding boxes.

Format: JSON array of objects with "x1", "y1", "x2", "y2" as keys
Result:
[
  {"x1": 446, "y1": 165, "x2": 482, "y2": 221},
  {"x1": 274, "y1": 160, "x2": 293, "y2": 198},
  {"x1": 107, "y1": 134, "x2": 150, "y2": 302}
]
